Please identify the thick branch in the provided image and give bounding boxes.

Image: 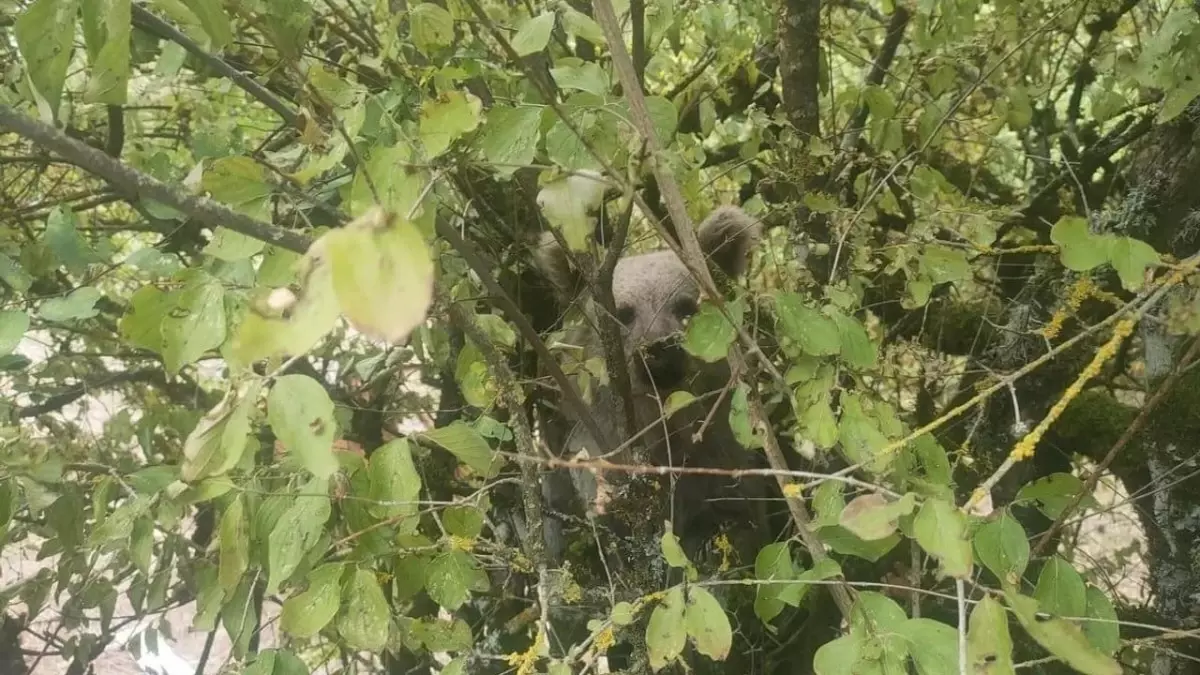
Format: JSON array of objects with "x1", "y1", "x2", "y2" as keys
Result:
[
  {"x1": 777, "y1": 0, "x2": 822, "y2": 140},
  {"x1": 0, "y1": 104, "x2": 312, "y2": 253},
  {"x1": 837, "y1": 6, "x2": 910, "y2": 155}
]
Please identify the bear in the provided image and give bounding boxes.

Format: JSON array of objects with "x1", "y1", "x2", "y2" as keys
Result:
[{"x1": 531, "y1": 203, "x2": 775, "y2": 571}]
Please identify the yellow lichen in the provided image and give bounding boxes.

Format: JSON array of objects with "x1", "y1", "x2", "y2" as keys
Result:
[{"x1": 1011, "y1": 318, "x2": 1136, "y2": 461}]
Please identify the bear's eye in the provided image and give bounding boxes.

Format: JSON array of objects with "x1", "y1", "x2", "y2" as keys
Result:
[
  {"x1": 673, "y1": 297, "x2": 699, "y2": 319},
  {"x1": 616, "y1": 305, "x2": 636, "y2": 325}
]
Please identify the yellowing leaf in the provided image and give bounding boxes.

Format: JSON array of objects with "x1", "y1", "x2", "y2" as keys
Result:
[
  {"x1": 202, "y1": 156, "x2": 273, "y2": 221},
  {"x1": 419, "y1": 90, "x2": 483, "y2": 158},
  {"x1": 967, "y1": 595, "x2": 1015, "y2": 675},
  {"x1": 321, "y1": 208, "x2": 434, "y2": 346},
  {"x1": 1004, "y1": 591, "x2": 1121, "y2": 675},
  {"x1": 1051, "y1": 217, "x2": 1110, "y2": 272},
  {"x1": 646, "y1": 586, "x2": 686, "y2": 671},
  {"x1": 1108, "y1": 236, "x2": 1159, "y2": 291},
  {"x1": 409, "y1": 2, "x2": 454, "y2": 54},
  {"x1": 684, "y1": 587, "x2": 732, "y2": 661},
  {"x1": 839, "y1": 493, "x2": 916, "y2": 541},
  {"x1": 537, "y1": 170, "x2": 608, "y2": 251}
]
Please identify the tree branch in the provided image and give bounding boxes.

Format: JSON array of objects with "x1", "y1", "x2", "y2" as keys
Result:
[
  {"x1": 130, "y1": 4, "x2": 299, "y2": 126},
  {"x1": 777, "y1": 0, "x2": 822, "y2": 140},
  {"x1": 0, "y1": 104, "x2": 312, "y2": 254}
]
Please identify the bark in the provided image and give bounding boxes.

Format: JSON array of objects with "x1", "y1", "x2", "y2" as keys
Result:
[{"x1": 777, "y1": 0, "x2": 822, "y2": 140}]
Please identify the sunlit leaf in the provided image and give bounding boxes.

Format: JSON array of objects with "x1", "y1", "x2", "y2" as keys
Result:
[
  {"x1": 912, "y1": 497, "x2": 973, "y2": 578},
  {"x1": 409, "y1": 2, "x2": 455, "y2": 54},
  {"x1": 511, "y1": 12, "x2": 555, "y2": 55},
  {"x1": 1004, "y1": 590, "x2": 1121, "y2": 675},
  {"x1": 646, "y1": 586, "x2": 686, "y2": 671},
  {"x1": 419, "y1": 89, "x2": 483, "y2": 158},
  {"x1": 15, "y1": 0, "x2": 79, "y2": 114},
  {"x1": 685, "y1": 586, "x2": 731, "y2": 661},
  {"x1": 268, "y1": 374, "x2": 339, "y2": 480},
  {"x1": 0, "y1": 311, "x2": 29, "y2": 356},
  {"x1": 281, "y1": 563, "x2": 344, "y2": 639},
  {"x1": 337, "y1": 568, "x2": 390, "y2": 651}
]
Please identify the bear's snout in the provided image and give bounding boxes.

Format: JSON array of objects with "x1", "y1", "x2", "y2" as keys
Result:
[{"x1": 637, "y1": 338, "x2": 688, "y2": 390}]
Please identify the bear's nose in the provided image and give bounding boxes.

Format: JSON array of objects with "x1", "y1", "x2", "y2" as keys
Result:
[{"x1": 640, "y1": 338, "x2": 687, "y2": 389}]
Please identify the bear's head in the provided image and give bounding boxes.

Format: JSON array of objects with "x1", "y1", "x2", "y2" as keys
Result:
[{"x1": 534, "y1": 205, "x2": 760, "y2": 394}]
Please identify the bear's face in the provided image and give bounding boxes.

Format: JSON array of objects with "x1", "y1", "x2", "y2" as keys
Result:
[{"x1": 536, "y1": 206, "x2": 760, "y2": 395}]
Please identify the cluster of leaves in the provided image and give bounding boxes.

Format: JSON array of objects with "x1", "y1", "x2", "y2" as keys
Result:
[{"x1": 2, "y1": 0, "x2": 1200, "y2": 673}]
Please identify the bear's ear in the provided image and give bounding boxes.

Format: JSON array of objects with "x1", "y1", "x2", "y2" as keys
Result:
[
  {"x1": 696, "y1": 205, "x2": 761, "y2": 280},
  {"x1": 533, "y1": 231, "x2": 585, "y2": 300}
]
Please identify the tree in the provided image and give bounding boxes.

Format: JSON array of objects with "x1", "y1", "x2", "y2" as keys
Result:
[{"x1": 1, "y1": 0, "x2": 1199, "y2": 673}]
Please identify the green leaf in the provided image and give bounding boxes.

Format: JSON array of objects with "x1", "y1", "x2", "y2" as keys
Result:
[
  {"x1": 409, "y1": 2, "x2": 455, "y2": 54},
  {"x1": 15, "y1": 0, "x2": 79, "y2": 114},
  {"x1": 729, "y1": 383, "x2": 762, "y2": 449},
  {"x1": 425, "y1": 550, "x2": 486, "y2": 610},
  {"x1": 561, "y1": 6, "x2": 604, "y2": 43},
  {"x1": 646, "y1": 586, "x2": 686, "y2": 671},
  {"x1": 664, "y1": 390, "x2": 696, "y2": 418},
  {"x1": 1033, "y1": 555, "x2": 1087, "y2": 618},
  {"x1": 537, "y1": 170, "x2": 608, "y2": 251},
  {"x1": 338, "y1": 568, "x2": 390, "y2": 651},
  {"x1": 419, "y1": 90, "x2": 483, "y2": 158},
  {"x1": 1083, "y1": 585, "x2": 1120, "y2": 655},
  {"x1": 685, "y1": 587, "x2": 731, "y2": 662},
  {"x1": 161, "y1": 277, "x2": 226, "y2": 374},
  {"x1": 443, "y1": 505, "x2": 484, "y2": 538},
  {"x1": 800, "y1": 395, "x2": 839, "y2": 450},
  {"x1": 511, "y1": 12, "x2": 555, "y2": 56},
  {"x1": 898, "y1": 618, "x2": 958, "y2": 675},
  {"x1": 812, "y1": 481, "x2": 845, "y2": 528},
  {"x1": 281, "y1": 563, "x2": 344, "y2": 639},
  {"x1": 0, "y1": 253, "x2": 33, "y2": 292},
  {"x1": 267, "y1": 482, "x2": 331, "y2": 594},
  {"x1": 476, "y1": 105, "x2": 543, "y2": 176},
  {"x1": 244, "y1": 649, "x2": 311, "y2": 675},
  {"x1": 550, "y1": 61, "x2": 609, "y2": 96},
  {"x1": 181, "y1": 379, "x2": 260, "y2": 482},
  {"x1": 973, "y1": 509, "x2": 1029, "y2": 585},
  {"x1": 1051, "y1": 217, "x2": 1110, "y2": 272},
  {"x1": 775, "y1": 294, "x2": 841, "y2": 356},
  {"x1": 818, "y1": 525, "x2": 900, "y2": 562},
  {"x1": 836, "y1": 397, "x2": 891, "y2": 473},
  {"x1": 1108, "y1": 236, "x2": 1159, "y2": 291},
  {"x1": 1158, "y1": 73, "x2": 1200, "y2": 123},
  {"x1": 830, "y1": 311, "x2": 877, "y2": 369},
  {"x1": 420, "y1": 422, "x2": 498, "y2": 477},
  {"x1": 46, "y1": 206, "x2": 99, "y2": 274},
  {"x1": 912, "y1": 497, "x2": 973, "y2": 578},
  {"x1": 611, "y1": 601, "x2": 635, "y2": 626},
  {"x1": 660, "y1": 530, "x2": 689, "y2": 568},
  {"x1": 321, "y1": 208, "x2": 434, "y2": 345},
  {"x1": 838, "y1": 493, "x2": 916, "y2": 541},
  {"x1": 81, "y1": 0, "x2": 130, "y2": 104},
  {"x1": 1004, "y1": 591, "x2": 1121, "y2": 675},
  {"x1": 268, "y1": 375, "x2": 339, "y2": 479},
  {"x1": 222, "y1": 577, "x2": 258, "y2": 658},
  {"x1": 180, "y1": 0, "x2": 232, "y2": 49},
  {"x1": 202, "y1": 156, "x2": 273, "y2": 221},
  {"x1": 1015, "y1": 472, "x2": 1090, "y2": 520},
  {"x1": 368, "y1": 438, "x2": 422, "y2": 522},
  {"x1": 39, "y1": 287, "x2": 103, "y2": 322},
  {"x1": 967, "y1": 595, "x2": 1015, "y2": 675},
  {"x1": 813, "y1": 633, "x2": 863, "y2": 675},
  {"x1": 0, "y1": 311, "x2": 29, "y2": 356},
  {"x1": 119, "y1": 286, "x2": 170, "y2": 353},
  {"x1": 261, "y1": 0, "x2": 312, "y2": 62},
  {"x1": 205, "y1": 228, "x2": 267, "y2": 261},
  {"x1": 683, "y1": 300, "x2": 739, "y2": 362},
  {"x1": 219, "y1": 496, "x2": 250, "y2": 593},
  {"x1": 919, "y1": 245, "x2": 971, "y2": 284}
]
